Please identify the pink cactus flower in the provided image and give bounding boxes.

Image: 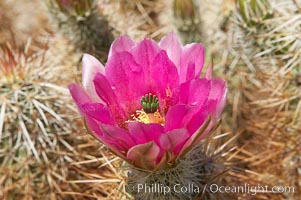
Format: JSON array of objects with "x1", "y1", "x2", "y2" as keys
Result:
[{"x1": 68, "y1": 33, "x2": 227, "y2": 170}]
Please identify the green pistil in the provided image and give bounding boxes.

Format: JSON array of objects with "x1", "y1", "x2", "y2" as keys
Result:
[{"x1": 141, "y1": 93, "x2": 159, "y2": 113}]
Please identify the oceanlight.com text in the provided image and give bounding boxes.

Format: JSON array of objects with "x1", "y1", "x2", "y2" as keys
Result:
[
  {"x1": 127, "y1": 183, "x2": 295, "y2": 196},
  {"x1": 208, "y1": 183, "x2": 295, "y2": 195}
]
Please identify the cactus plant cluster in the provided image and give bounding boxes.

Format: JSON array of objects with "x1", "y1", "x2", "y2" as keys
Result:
[
  {"x1": 47, "y1": 0, "x2": 114, "y2": 59},
  {"x1": 224, "y1": 0, "x2": 301, "y2": 199},
  {"x1": 0, "y1": 41, "x2": 127, "y2": 199},
  {"x1": 0, "y1": 42, "x2": 77, "y2": 199}
]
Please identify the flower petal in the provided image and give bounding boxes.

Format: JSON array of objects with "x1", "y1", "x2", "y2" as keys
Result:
[
  {"x1": 127, "y1": 141, "x2": 160, "y2": 170},
  {"x1": 84, "y1": 117, "x2": 127, "y2": 159},
  {"x1": 208, "y1": 78, "x2": 227, "y2": 119},
  {"x1": 82, "y1": 54, "x2": 105, "y2": 102},
  {"x1": 68, "y1": 84, "x2": 91, "y2": 113},
  {"x1": 180, "y1": 43, "x2": 205, "y2": 83},
  {"x1": 179, "y1": 78, "x2": 211, "y2": 107},
  {"x1": 130, "y1": 38, "x2": 161, "y2": 76},
  {"x1": 108, "y1": 35, "x2": 136, "y2": 58},
  {"x1": 100, "y1": 123, "x2": 136, "y2": 149},
  {"x1": 165, "y1": 104, "x2": 208, "y2": 135},
  {"x1": 128, "y1": 122, "x2": 164, "y2": 145},
  {"x1": 79, "y1": 103, "x2": 115, "y2": 125},
  {"x1": 159, "y1": 128, "x2": 189, "y2": 154},
  {"x1": 149, "y1": 50, "x2": 179, "y2": 111},
  {"x1": 105, "y1": 51, "x2": 147, "y2": 115},
  {"x1": 164, "y1": 104, "x2": 190, "y2": 131},
  {"x1": 184, "y1": 106, "x2": 208, "y2": 135},
  {"x1": 93, "y1": 73, "x2": 126, "y2": 121},
  {"x1": 159, "y1": 32, "x2": 182, "y2": 68}
]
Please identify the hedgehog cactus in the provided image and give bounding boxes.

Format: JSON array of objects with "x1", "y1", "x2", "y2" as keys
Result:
[
  {"x1": 47, "y1": 0, "x2": 114, "y2": 59},
  {"x1": 0, "y1": 43, "x2": 78, "y2": 199},
  {"x1": 69, "y1": 33, "x2": 227, "y2": 199},
  {"x1": 106, "y1": 0, "x2": 168, "y2": 41},
  {"x1": 236, "y1": 0, "x2": 273, "y2": 27},
  {"x1": 232, "y1": 0, "x2": 275, "y2": 57},
  {"x1": 227, "y1": 0, "x2": 301, "y2": 199},
  {"x1": 173, "y1": 0, "x2": 202, "y2": 43}
]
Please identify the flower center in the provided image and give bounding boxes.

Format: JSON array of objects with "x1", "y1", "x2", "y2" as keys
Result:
[{"x1": 129, "y1": 93, "x2": 165, "y2": 124}]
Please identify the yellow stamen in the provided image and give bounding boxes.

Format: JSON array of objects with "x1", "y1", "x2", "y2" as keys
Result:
[{"x1": 130, "y1": 109, "x2": 165, "y2": 124}]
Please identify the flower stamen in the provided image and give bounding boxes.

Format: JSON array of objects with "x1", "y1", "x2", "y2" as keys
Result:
[
  {"x1": 141, "y1": 93, "x2": 159, "y2": 113},
  {"x1": 131, "y1": 110, "x2": 164, "y2": 124}
]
